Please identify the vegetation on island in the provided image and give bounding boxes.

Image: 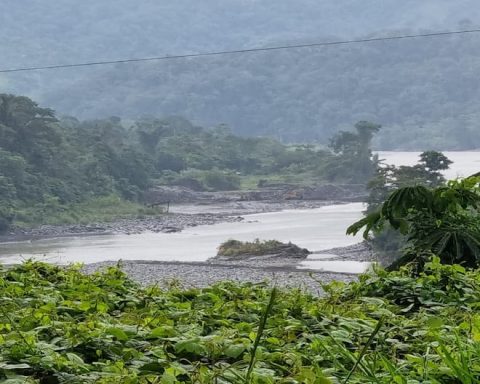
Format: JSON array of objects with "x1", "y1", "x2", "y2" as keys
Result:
[{"x1": 217, "y1": 239, "x2": 310, "y2": 258}]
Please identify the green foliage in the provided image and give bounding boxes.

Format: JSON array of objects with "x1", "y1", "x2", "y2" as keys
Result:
[
  {"x1": 368, "y1": 151, "x2": 452, "y2": 212},
  {"x1": 419, "y1": 151, "x2": 453, "y2": 172},
  {"x1": 0, "y1": 95, "x2": 162, "y2": 230},
  {"x1": 218, "y1": 239, "x2": 286, "y2": 257},
  {"x1": 13, "y1": 195, "x2": 163, "y2": 227},
  {"x1": 0, "y1": 205, "x2": 14, "y2": 233},
  {"x1": 202, "y1": 170, "x2": 241, "y2": 191},
  {"x1": 388, "y1": 151, "x2": 451, "y2": 190},
  {"x1": 326, "y1": 121, "x2": 380, "y2": 183},
  {"x1": 365, "y1": 151, "x2": 454, "y2": 265},
  {"x1": 1, "y1": 260, "x2": 480, "y2": 382},
  {"x1": 348, "y1": 177, "x2": 480, "y2": 269},
  {"x1": 0, "y1": 94, "x2": 355, "y2": 231},
  {"x1": 169, "y1": 169, "x2": 241, "y2": 192}
]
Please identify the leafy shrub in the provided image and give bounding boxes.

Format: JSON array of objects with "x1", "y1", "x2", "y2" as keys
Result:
[
  {"x1": 337, "y1": 257, "x2": 480, "y2": 311},
  {"x1": 169, "y1": 169, "x2": 241, "y2": 191},
  {"x1": 201, "y1": 170, "x2": 241, "y2": 191},
  {"x1": 218, "y1": 239, "x2": 285, "y2": 256},
  {"x1": 170, "y1": 175, "x2": 206, "y2": 191},
  {"x1": 0, "y1": 206, "x2": 13, "y2": 233},
  {"x1": 1, "y1": 261, "x2": 480, "y2": 382},
  {"x1": 348, "y1": 177, "x2": 480, "y2": 270}
]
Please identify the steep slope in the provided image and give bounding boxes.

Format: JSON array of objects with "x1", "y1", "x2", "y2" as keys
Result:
[{"x1": 1, "y1": 1, "x2": 480, "y2": 148}]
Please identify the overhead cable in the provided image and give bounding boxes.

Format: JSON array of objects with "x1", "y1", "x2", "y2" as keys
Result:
[{"x1": 1, "y1": 28, "x2": 480, "y2": 73}]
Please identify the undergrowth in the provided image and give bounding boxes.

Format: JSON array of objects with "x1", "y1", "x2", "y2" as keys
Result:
[
  {"x1": 13, "y1": 195, "x2": 164, "y2": 227},
  {"x1": 0, "y1": 258, "x2": 479, "y2": 383}
]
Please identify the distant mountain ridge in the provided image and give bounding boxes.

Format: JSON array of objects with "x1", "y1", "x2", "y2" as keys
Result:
[{"x1": 1, "y1": 0, "x2": 480, "y2": 149}]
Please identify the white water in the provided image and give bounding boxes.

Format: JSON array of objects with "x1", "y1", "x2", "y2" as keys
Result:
[{"x1": 0, "y1": 151, "x2": 478, "y2": 272}]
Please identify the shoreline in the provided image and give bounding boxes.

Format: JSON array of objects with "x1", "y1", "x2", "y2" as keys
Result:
[
  {"x1": 1, "y1": 199, "x2": 372, "y2": 293},
  {"x1": 0, "y1": 199, "x2": 349, "y2": 244},
  {"x1": 83, "y1": 260, "x2": 361, "y2": 294},
  {"x1": 82, "y1": 242, "x2": 374, "y2": 293}
]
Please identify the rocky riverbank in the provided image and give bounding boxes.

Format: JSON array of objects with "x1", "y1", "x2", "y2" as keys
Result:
[
  {"x1": 0, "y1": 213, "x2": 244, "y2": 243},
  {"x1": 84, "y1": 260, "x2": 359, "y2": 295},
  {"x1": 83, "y1": 242, "x2": 374, "y2": 294},
  {"x1": 311, "y1": 242, "x2": 376, "y2": 262},
  {"x1": 0, "y1": 197, "x2": 374, "y2": 294},
  {"x1": 0, "y1": 181, "x2": 366, "y2": 243},
  {"x1": 0, "y1": 199, "x2": 345, "y2": 243},
  {"x1": 144, "y1": 183, "x2": 367, "y2": 204}
]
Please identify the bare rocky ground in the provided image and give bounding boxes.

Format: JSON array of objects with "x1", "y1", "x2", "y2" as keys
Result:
[
  {"x1": 0, "y1": 213, "x2": 244, "y2": 242},
  {"x1": 84, "y1": 260, "x2": 359, "y2": 295},
  {"x1": 310, "y1": 242, "x2": 376, "y2": 262},
  {"x1": 0, "y1": 199, "x2": 342, "y2": 242},
  {"x1": 83, "y1": 242, "x2": 373, "y2": 294}
]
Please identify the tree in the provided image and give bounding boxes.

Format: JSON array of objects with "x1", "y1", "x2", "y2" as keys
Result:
[
  {"x1": 347, "y1": 177, "x2": 480, "y2": 270},
  {"x1": 418, "y1": 150, "x2": 453, "y2": 186},
  {"x1": 367, "y1": 151, "x2": 453, "y2": 210},
  {"x1": 419, "y1": 150, "x2": 453, "y2": 172},
  {"x1": 326, "y1": 121, "x2": 381, "y2": 183},
  {"x1": 0, "y1": 94, "x2": 60, "y2": 169}
]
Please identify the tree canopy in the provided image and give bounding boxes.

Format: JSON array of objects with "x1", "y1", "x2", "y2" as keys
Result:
[{"x1": 0, "y1": 93, "x2": 377, "y2": 232}]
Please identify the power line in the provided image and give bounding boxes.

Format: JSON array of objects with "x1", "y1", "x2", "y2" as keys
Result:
[{"x1": 1, "y1": 28, "x2": 480, "y2": 74}]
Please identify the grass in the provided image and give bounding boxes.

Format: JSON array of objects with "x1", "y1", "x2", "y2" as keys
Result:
[
  {"x1": 238, "y1": 172, "x2": 318, "y2": 191},
  {"x1": 0, "y1": 258, "x2": 479, "y2": 383},
  {"x1": 13, "y1": 195, "x2": 165, "y2": 227}
]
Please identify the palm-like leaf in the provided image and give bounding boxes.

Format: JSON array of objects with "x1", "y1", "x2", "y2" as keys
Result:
[{"x1": 348, "y1": 178, "x2": 480, "y2": 269}]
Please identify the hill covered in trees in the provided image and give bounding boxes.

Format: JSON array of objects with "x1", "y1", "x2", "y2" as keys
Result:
[
  {"x1": 0, "y1": 94, "x2": 380, "y2": 231},
  {"x1": 1, "y1": 1, "x2": 480, "y2": 149}
]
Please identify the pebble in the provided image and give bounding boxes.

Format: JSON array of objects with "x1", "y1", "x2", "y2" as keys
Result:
[
  {"x1": 83, "y1": 242, "x2": 374, "y2": 295},
  {"x1": 83, "y1": 260, "x2": 359, "y2": 295}
]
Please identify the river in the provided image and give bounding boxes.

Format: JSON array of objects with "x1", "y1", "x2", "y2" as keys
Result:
[
  {"x1": 0, "y1": 203, "x2": 364, "y2": 266},
  {"x1": 0, "y1": 151, "x2": 478, "y2": 270}
]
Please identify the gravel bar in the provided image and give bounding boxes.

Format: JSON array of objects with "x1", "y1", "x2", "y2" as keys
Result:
[
  {"x1": 83, "y1": 242, "x2": 374, "y2": 294},
  {"x1": 83, "y1": 260, "x2": 359, "y2": 295}
]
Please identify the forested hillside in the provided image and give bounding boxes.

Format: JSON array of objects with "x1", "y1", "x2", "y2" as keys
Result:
[
  {"x1": 0, "y1": 94, "x2": 379, "y2": 231},
  {"x1": 1, "y1": 1, "x2": 480, "y2": 149}
]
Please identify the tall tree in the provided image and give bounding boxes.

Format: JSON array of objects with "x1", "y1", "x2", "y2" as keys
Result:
[{"x1": 327, "y1": 121, "x2": 381, "y2": 183}]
